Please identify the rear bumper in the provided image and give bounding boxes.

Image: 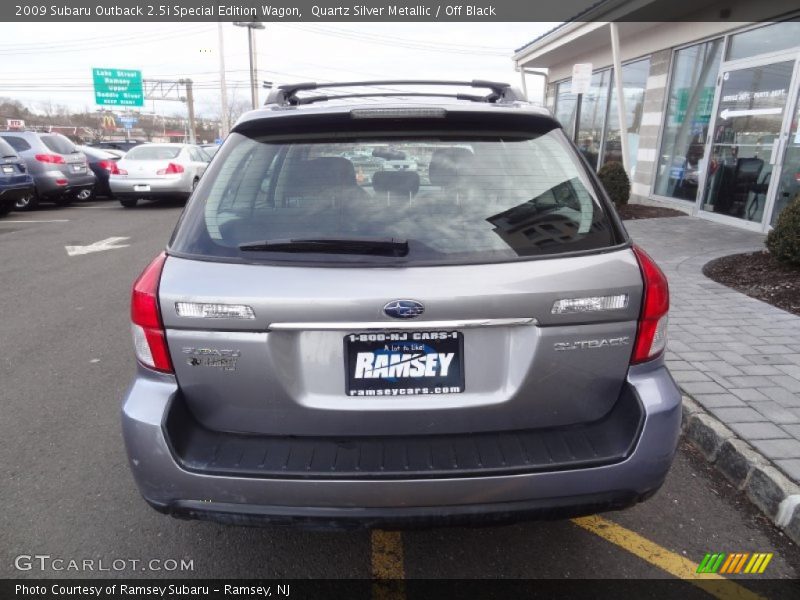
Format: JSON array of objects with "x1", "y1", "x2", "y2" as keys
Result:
[
  {"x1": 110, "y1": 176, "x2": 191, "y2": 198},
  {"x1": 0, "y1": 181, "x2": 35, "y2": 206},
  {"x1": 121, "y1": 361, "x2": 681, "y2": 528},
  {"x1": 34, "y1": 171, "x2": 95, "y2": 199}
]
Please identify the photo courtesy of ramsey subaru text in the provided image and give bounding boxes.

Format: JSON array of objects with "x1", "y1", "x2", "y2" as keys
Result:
[{"x1": 121, "y1": 80, "x2": 680, "y2": 528}]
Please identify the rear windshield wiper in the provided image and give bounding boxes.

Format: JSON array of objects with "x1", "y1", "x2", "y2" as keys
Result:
[
  {"x1": 2, "y1": 154, "x2": 17, "y2": 158},
  {"x1": 238, "y1": 237, "x2": 409, "y2": 257}
]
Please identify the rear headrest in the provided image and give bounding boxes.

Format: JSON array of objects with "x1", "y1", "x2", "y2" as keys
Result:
[
  {"x1": 372, "y1": 170, "x2": 420, "y2": 197},
  {"x1": 428, "y1": 147, "x2": 474, "y2": 187},
  {"x1": 310, "y1": 156, "x2": 357, "y2": 186},
  {"x1": 290, "y1": 156, "x2": 358, "y2": 190}
]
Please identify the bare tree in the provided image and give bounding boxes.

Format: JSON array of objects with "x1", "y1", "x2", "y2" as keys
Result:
[
  {"x1": 201, "y1": 87, "x2": 250, "y2": 134},
  {"x1": 38, "y1": 100, "x2": 56, "y2": 126}
]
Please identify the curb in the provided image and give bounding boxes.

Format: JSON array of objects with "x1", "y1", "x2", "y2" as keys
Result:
[{"x1": 681, "y1": 394, "x2": 800, "y2": 546}]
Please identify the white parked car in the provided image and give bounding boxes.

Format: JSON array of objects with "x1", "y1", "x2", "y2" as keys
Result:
[{"x1": 110, "y1": 143, "x2": 210, "y2": 208}]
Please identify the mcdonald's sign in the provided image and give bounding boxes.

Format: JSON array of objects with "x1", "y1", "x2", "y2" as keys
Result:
[
  {"x1": 101, "y1": 115, "x2": 117, "y2": 130},
  {"x1": 697, "y1": 552, "x2": 773, "y2": 574}
]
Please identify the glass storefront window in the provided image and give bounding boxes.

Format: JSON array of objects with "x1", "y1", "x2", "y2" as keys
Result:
[
  {"x1": 602, "y1": 58, "x2": 650, "y2": 175},
  {"x1": 554, "y1": 80, "x2": 576, "y2": 134},
  {"x1": 553, "y1": 72, "x2": 611, "y2": 170},
  {"x1": 727, "y1": 21, "x2": 800, "y2": 62},
  {"x1": 654, "y1": 38, "x2": 723, "y2": 201},
  {"x1": 772, "y1": 89, "x2": 800, "y2": 227},
  {"x1": 576, "y1": 70, "x2": 611, "y2": 170}
]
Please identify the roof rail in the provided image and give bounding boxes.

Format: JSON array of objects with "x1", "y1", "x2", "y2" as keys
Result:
[{"x1": 264, "y1": 80, "x2": 526, "y2": 106}]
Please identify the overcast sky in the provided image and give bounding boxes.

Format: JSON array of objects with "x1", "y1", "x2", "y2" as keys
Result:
[{"x1": 0, "y1": 22, "x2": 555, "y2": 119}]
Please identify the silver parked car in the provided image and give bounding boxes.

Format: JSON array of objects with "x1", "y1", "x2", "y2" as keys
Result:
[
  {"x1": 122, "y1": 81, "x2": 680, "y2": 528},
  {"x1": 110, "y1": 143, "x2": 209, "y2": 207}
]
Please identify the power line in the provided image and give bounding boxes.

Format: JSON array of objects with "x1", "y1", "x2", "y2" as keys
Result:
[
  {"x1": 0, "y1": 25, "x2": 214, "y2": 55},
  {"x1": 278, "y1": 24, "x2": 511, "y2": 56},
  {"x1": 0, "y1": 24, "x2": 182, "y2": 50}
]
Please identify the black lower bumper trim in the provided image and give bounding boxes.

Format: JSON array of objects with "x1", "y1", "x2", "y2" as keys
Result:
[
  {"x1": 0, "y1": 184, "x2": 34, "y2": 203},
  {"x1": 150, "y1": 488, "x2": 659, "y2": 530},
  {"x1": 164, "y1": 385, "x2": 644, "y2": 481}
]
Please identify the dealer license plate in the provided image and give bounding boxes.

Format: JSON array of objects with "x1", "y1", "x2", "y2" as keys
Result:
[{"x1": 344, "y1": 331, "x2": 464, "y2": 397}]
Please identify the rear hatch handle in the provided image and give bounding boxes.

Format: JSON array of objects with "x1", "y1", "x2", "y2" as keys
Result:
[{"x1": 267, "y1": 318, "x2": 538, "y2": 331}]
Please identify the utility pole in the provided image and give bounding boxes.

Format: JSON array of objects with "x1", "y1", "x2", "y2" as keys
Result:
[
  {"x1": 217, "y1": 22, "x2": 230, "y2": 137},
  {"x1": 186, "y1": 81, "x2": 196, "y2": 144},
  {"x1": 182, "y1": 79, "x2": 196, "y2": 144},
  {"x1": 233, "y1": 21, "x2": 265, "y2": 110}
]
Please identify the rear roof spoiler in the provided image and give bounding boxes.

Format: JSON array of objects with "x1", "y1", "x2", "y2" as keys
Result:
[{"x1": 264, "y1": 80, "x2": 527, "y2": 107}]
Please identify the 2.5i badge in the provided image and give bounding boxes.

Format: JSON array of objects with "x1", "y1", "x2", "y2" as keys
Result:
[
  {"x1": 344, "y1": 331, "x2": 465, "y2": 397},
  {"x1": 182, "y1": 347, "x2": 240, "y2": 371}
]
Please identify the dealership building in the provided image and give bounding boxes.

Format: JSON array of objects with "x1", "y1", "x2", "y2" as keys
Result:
[{"x1": 514, "y1": 0, "x2": 800, "y2": 232}]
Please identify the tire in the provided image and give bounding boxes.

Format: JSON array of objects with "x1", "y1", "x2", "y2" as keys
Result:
[
  {"x1": 14, "y1": 191, "x2": 39, "y2": 211},
  {"x1": 119, "y1": 197, "x2": 138, "y2": 208},
  {"x1": 75, "y1": 188, "x2": 93, "y2": 201}
]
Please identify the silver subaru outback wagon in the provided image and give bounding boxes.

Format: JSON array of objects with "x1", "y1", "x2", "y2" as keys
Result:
[{"x1": 122, "y1": 80, "x2": 681, "y2": 528}]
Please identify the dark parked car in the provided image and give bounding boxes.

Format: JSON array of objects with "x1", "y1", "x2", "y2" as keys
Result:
[
  {"x1": 200, "y1": 143, "x2": 220, "y2": 159},
  {"x1": 0, "y1": 131, "x2": 95, "y2": 210},
  {"x1": 0, "y1": 137, "x2": 35, "y2": 216},
  {"x1": 77, "y1": 145, "x2": 121, "y2": 199},
  {"x1": 90, "y1": 140, "x2": 148, "y2": 153}
]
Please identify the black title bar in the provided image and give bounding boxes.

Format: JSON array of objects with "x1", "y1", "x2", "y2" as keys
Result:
[{"x1": 4, "y1": 0, "x2": 799, "y2": 22}]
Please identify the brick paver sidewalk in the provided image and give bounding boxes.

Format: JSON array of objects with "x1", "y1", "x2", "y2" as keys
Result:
[{"x1": 626, "y1": 216, "x2": 800, "y2": 484}]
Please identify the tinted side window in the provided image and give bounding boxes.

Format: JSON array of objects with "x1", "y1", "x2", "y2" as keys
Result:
[
  {"x1": 2, "y1": 136, "x2": 31, "y2": 152},
  {"x1": 0, "y1": 137, "x2": 18, "y2": 156},
  {"x1": 41, "y1": 134, "x2": 76, "y2": 154}
]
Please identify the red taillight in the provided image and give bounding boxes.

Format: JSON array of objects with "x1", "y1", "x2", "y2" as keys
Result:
[
  {"x1": 55, "y1": 178, "x2": 68, "y2": 186},
  {"x1": 35, "y1": 153, "x2": 65, "y2": 164},
  {"x1": 98, "y1": 159, "x2": 120, "y2": 174},
  {"x1": 157, "y1": 162, "x2": 184, "y2": 175},
  {"x1": 631, "y1": 245, "x2": 669, "y2": 364},
  {"x1": 130, "y1": 252, "x2": 173, "y2": 373}
]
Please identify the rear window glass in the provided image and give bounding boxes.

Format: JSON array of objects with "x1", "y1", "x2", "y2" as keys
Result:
[
  {"x1": 2, "y1": 135, "x2": 31, "y2": 152},
  {"x1": 125, "y1": 146, "x2": 181, "y2": 160},
  {"x1": 0, "y1": 137, "x2": 18, "y2": 157},
  {"x1": 170, "y1": 129, "x2": 617, "y2": 266},
  {"x1": 40, "y1": 134, "x2": 76, "y2": 154}
]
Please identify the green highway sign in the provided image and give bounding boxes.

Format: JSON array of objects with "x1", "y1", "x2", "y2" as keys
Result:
[{"x1": 92, "y1": 68, "x2": 143, "y2": 107}]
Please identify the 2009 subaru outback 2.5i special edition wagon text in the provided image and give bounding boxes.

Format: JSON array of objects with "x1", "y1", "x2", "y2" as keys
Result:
[{"x1": 122, "y1": 80, "x2": 680, "y2": 528}]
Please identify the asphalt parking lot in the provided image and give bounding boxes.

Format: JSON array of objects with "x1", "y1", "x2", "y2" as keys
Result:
[{"x1": 1, "y1": 199, "x2": 798, "y2": 594}]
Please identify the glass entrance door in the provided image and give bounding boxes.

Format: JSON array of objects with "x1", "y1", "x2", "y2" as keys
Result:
[{"x1": 700, "y1": 60, "x2": 795, "y2": 224}]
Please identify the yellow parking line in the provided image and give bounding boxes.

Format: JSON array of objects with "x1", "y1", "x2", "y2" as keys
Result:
[
  {"x1": 370, "y1": 530, "x2": 406, "y2": 600},
  {"x1": 571, "y1": 516, "x2": 765, "y2": 600},
  {"x1": 371, "y1": 529, "x2": 405, "y2": 579}
]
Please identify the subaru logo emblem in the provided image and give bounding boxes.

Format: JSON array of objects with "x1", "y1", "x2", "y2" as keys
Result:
[{"x1": 383, "y1": 300, "x2": 424, "y2": 319}]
